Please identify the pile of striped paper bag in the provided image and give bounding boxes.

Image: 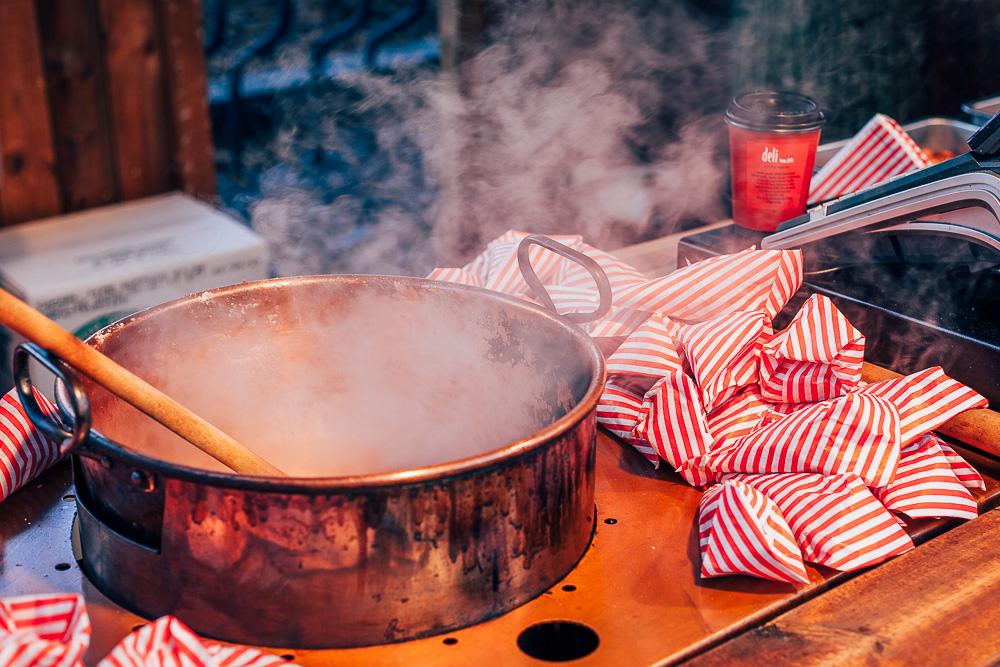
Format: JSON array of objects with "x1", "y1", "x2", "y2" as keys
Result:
[
  {"x1": 430, "y1": 230, "x2": 988, "y2": 583},
  {"x1": 0, "y1": 593, "x2": 293, "y2": 667}
]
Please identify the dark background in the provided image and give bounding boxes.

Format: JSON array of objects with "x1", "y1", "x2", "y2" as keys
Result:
[{"x1": 202, "y1": 0, "x2": 1000, "y2": 272}]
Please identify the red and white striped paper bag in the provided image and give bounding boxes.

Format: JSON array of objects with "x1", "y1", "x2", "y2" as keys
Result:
[
  {"x1": 428, "y1": 230, "x2": 647, "y2": 304},
  {"x1": 698, "y1": 478, "x2": 808, "y2": 584},
  {"x1": 595, "y1": 382, "x2": 654, "y2": 462},
  {"x1": 604, "y1": 313, "x2": 683, "y2": 395},
  {"x1": 0, "y1": 387, "x2": 59, "y2": 504},
  {"x1": 99, "y1": 616, "x2": 294, "y2": 667},
  {"x1": 705, "y1": 385, "x2": 774, "y2": 447},
  {"x1": 632, "y1": 373, "x2": 713, "y2": 482},
  {"x1": 0, "y1": 593, "x2": 90, "y2": 667},
  {"x1": 680, "y1": 392, "x2": 903, "y2": 487},
  {"x1": 808, "y1": 114, "x2": 929, "y2": 204},
  {"x1": 430, "y1": 232, "x2": 803, "y2": 340},
  {"x1": 677, "y1": 310, "x2": 770, "y2": 412},
  {"x1": 590, "y1": 249, "x2": 805, "y2": 472},
  {"x1": 600, "y1": 309, "x2": 772, "y2": 479},
  {"x1": 856, "y1": 366, "x2": 988, "y2": 445},
  {"x1": 874, "y1": 433, "x2": 981, "y2": 520},
  {"x1": 599, "y1": 316, "x2": 714, "y2": 474},
  {"x1": 431, "y1": 229, "x2": 992, "y2": 583},
  {"x1": 691, "y1": 369, "x2": 988, "y2": 577},
  {"x1": 759, "y1": 294, "x2": 865, "y2": 403},
  {"x1": 0, "y1": 592, "x2": 296, "y2": 667},
  {"x1": 612, "y1": 248, "x2": 803, "y2": 324},
  {"x1": 733, "y1": 473, "x2": 915, "y2": 571},
  {"x1": 936, "y1": 437, "x2": 986, "y2": 491}
]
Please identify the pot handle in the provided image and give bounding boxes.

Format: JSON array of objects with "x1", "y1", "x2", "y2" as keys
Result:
[
  {"x1": 13, "y1": 342, "x2": 92, "y2": 457},
  {"x1": 516, "y1": 235, "x2": 613, "y2": 325}
]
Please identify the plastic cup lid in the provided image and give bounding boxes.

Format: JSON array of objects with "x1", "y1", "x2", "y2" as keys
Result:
[{"x1": 725, "y1": 90, "x2": 826, "y2": 132}]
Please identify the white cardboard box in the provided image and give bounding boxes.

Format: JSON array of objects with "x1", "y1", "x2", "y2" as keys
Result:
[{"x1": 0, "y1": 193, "x2": 269, "y2": 389}]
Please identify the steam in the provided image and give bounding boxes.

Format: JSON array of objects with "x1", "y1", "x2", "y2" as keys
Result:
[
  {"x1": 88, "y1": 280, "x2": 593, "y2": 476},
  {"x1": 248, "y1": 0, "x2": 729, "y2": 276},
  {"x1": 75, "y1": 1, "x2": 738, "y2": 477}
]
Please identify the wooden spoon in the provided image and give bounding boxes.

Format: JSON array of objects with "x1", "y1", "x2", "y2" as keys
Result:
[{"x1": 0, "y1": 287, "x2": 285, "y2": 476}]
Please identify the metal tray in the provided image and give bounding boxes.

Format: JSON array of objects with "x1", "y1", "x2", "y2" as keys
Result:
[
  {"x1": 962, "y1": 95, "x2": 1000, "y2": 126},
  {"x1": 815, "y1": 117, "x2": 979, "y2": 169}
]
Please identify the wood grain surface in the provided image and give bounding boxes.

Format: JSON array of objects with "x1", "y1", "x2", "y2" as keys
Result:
[
  {"x1": 0, "y1": 0, "x2": 62, "y2": 225},
  {"x1": 155, "y1": 0, "x2": 216, "y2": 198},
  {"x1": 1, "y1": 0, "x2": 215, "y2": 225},
  {"x1": 37, "y1": 0, "x2": 119, "y2": 212},
  {"x1": 96, "y1": 0, "x2": 172, "y2": 200}
]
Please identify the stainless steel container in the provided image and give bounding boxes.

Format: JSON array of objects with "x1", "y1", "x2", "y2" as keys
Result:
[{"x1": 962, "y1": 95, "x2": 1000, "y2": 126}]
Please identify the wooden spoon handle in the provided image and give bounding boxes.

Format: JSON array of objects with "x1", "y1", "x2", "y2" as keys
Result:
[
  {"x1": 0, "y1": 288, "x2": 285, "y2": 476},
  {"x1": 862, "y1": 361, "x2": 1000, "y2": 459}
]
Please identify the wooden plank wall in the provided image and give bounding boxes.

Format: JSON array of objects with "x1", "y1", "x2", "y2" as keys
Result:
[
  {"x1": 156, "y1": 0, "x2": 217, "y2": 200},
  {"x1": 0, "y1": 0, "x2": 215, "y2": 228},
  {"x1": 0, "y1": 0, "x2": 63, "y2": 224},
  {"x1": 98, "y1": 0, "x2": 173, "y2": 201},
  {"x1": 37, "y1": 0, "x2": 118, "y2": 211}
]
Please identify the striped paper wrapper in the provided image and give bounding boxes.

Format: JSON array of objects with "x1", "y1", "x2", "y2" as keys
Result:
[
  {"x1": 555, "y1": 238, "x2": 986, "y2": 579},
  {"x1": 759, "y1": 294, "x2": 865, "y2": 403},
  {"x1": 698, "y1": 478, "x2": 808, "y2": 584},
  {"x1": 604, "y1": 314, "x2": 683, "y2": 394},
  {"x1": 430, "y1": 230, "x2": 803, "y2": 336},
  {"x1": 611, "y1": 248, "x2": 802, "y2": 324},
  {"x1": 873, "y1": 434, "x2": 981, "y2": 520},
  {"x1": 855, "y1": 367, "x2": 988, "y2": 445},
  {"x1": 1, "y1": 592, "x2": 295, "y2": 667},
  {"x1": 937, "y1": 437, "x2": 987, "y2": 491},
  {"x1": 678, "y1": 310, "x2": 770, "y2": 413},
  {"x1": 595, "y1": 382, "x2": 654, "y2": 463},
  {"x1": 99, "y1": 616, "x2": 293, "y2": 667},
  {"x1": 0, "y1": 594, "x2": 90, "y2": 667},
  {"x1": 0, "y1": 388, "x2": 59, "y2": 504},
  {"x1": 680, "y1": 392, "x2": 903, "y2": 487},
  {"x1": 808, "y1": 114, "x2": 929, "y2": 204},
  {"x1": 633, "y1": 373, "x2": 713, "y2": 483},
  {"x1": 705, "y1": 385, "x2": 774, "y2": 447},
  {"x1": 732, "y1": 473, "x2": 915, "y2": 571},
  {"x1": 428, "y1": 230, "x2": 646, "y2": 306}
]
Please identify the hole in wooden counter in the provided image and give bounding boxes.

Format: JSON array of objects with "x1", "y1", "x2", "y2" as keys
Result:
[{"x1": 517, "y1": 621, "x2": 599, "y2": 661}]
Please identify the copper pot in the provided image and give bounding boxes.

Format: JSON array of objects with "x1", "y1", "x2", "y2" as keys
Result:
[{"x1": 16, "y1": 236, "x2": 609, "y2": 648}]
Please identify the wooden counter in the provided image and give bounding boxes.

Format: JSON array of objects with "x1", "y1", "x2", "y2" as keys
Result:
[{"x1": 2, "y1": 225, "x2": 999, "y2": 665}]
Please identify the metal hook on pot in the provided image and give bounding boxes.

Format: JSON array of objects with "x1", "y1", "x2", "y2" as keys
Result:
[
  {"x1": 516, "y1": 235, "x2": 613, "y2": 325},
  {"x1": 13, "y1": 342, "x2": 92, "y2": 457}
]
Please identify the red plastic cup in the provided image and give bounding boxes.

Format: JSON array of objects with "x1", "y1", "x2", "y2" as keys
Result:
[{"x1": 726, "y1": 91, "x2": 826, "y2": 232}]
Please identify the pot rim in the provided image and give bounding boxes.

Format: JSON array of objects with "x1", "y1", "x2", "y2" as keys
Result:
[{"x1": 81, "y1": 275, "x2": 607, "y2": 492}]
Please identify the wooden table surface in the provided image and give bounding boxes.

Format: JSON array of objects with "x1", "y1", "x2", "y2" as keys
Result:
[{"x1": 2, "y1": 224, "x2": 999, "y2": 666}]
